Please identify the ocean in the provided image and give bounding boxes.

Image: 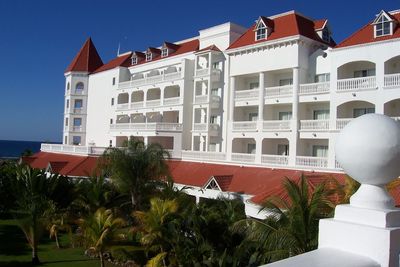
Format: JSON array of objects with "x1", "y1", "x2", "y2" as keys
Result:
[{"x1": 0, "y1": 140, "x2": 43, "y2": 159}]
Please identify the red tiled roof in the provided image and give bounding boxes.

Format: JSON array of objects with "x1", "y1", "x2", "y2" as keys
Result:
[
  {"x1": 48, "y1": 161, "x2": 68, "y2": 174},
  {"x1": 314, "y1": 19, "x2": 327, "y2": 30},
  {"x1": 65, "y1": 38, "x2": 104, "y2": 73},
  {"x1": 228, "y1": 12, "x2": 334, "y2": 50},
  {"x1": 92, "y1": 52, "x2": 132, "y2": 74},
  {"x1": 336, "y1": 12, "x2": 400, "y2": 48},
  {"x1": 196, "y1": 44, "x2": 221, "y2": 53},
  {"x1": 213, "y1": 175, "x2": 233, "y2": 191}
]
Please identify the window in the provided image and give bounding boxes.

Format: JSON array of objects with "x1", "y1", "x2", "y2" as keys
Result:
[
  {"x1": 313, "y1": 110, "x2": 330, "y2": 120},
  {"x1": 67, "y1": 82, "x2": 70, "y2": 91},
  {"x1": 375, "y1": 15, "x2": 391, "y2": 37},
  {"x1": 161, "y1": 48, "x2": 168, "y2": 57},
  {"x1": 279, "y1": 111, "x2": 292, "y2": 121},
  {"x1": 354, "y1": 69, "x2": 375, "y2": 78},
  {"x1": 109, "y1": 140, "x2": 112, "y2": 147},
  {"x1": 353, "y1": 108, "x2": 375, "y2": 118},
  {"x1": 131, "y1": 57, "x2": 137, "y2": 65},
  {"x1": 279, "y1": 78, "x2": 293, "y2": 86},
  {"x1": 256, "y1": 25, "x2": 266, "y2": 40},
  {"x1": 212, "y1": 62, "x2": 219, "y2": 69},
  {"x1": 110, "y1": 119, "x2": 113, "y2": 124},
  {"x1": 277, "y1": 144, "x2": 289, "y2": 156},
  {"x1": 72, "y1": 136, "x2": 81, "y2": 145},
  {"x1": 111, "y1": 98, "x2": 114, "y2": 106},
  {"x1": 74, "y1": 99, "x2": 83, "y2": 108},
  {"x1": 65, "y1": 118, "x2": 68, "y2": 126},
  {"x1": 64, "y1": 136, "x2": 67, "y2": 145},
  {"x1": 249, "y1": 82, "x2": 259, "y2": 89},
  {"x1": 211, "y1": 88, "x2": 219, "y2": 96},
  {"x1": 247, "y1": 143, "x2": 256, "y2": 154},
  {"x1": 312, "y1": 145, "x2": 328, "y2": 157},
  {"x1": 66, "y1": 100, "x2": 69, "y2": 109},
  {"x1": 315, "y1": 73, "x2": 330, "y2": 83},
  {"x1": 210, "y1": 116, "x2": 218, "y2": 124},
  {"x1": 322, "y1": 28, "x2": 330, "y2": 42},
  {"x1": 249, "y1": 113, "x2": 258, "y2": 121},
  {"x1": 209, "y1": 143, "x2": 217, "y2": 152},
  {"x1": 73, "y1": 118, "x2": 82, "y2": 126},
  {"x1": 75, "y1": 82, "x2": 84, "y2": 93},
  {"x1": 146, "y1": 53, "x2": 152, "y2": 61},
  {"x1": 112, "y1": 77, "x2": 116, "y2": 85}
]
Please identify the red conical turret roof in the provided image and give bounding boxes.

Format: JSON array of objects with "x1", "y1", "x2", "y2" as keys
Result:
[{"x1": 65, "y1": 37, "x2": 103, "y2": 73}]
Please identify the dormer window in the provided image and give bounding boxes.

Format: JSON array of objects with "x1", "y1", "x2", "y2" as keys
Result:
[
  {"x1": 373, "y1": 11, "x2": 395, "y2": 38},
  {"x1": 322, "y1": 28, "x2": 331, "y2": 43},
  {"x1": 146, "y1": 52, "x2": 152, "y2": 61},
  {"x1": 256, "y1": 25, "x2": 266, "y2": 40},
  {"x1": 254, "y1": 16, "x2": 272, "y2": 41},
  {"x1": 161, "y1": 48, "x2": 168, "y2": 57},
  {"x1": 131, "y1": 57, "x2": 137, "y2": 65}
]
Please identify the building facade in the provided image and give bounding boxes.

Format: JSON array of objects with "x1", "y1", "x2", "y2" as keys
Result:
[{"x1": 53, "y1": 9, "x2": 400, "y2": 172}]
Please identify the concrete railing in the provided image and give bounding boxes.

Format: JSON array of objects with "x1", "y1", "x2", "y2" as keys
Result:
[
  {"x1": 263, "y1": 120, "x2": 291, "y2": 131},
  {"x1": 194, "y1": 95, "x2": 208, "y2": 104},
  {"x1": 232, "y1": 121, "x2": 258, "y2": 131},
  {"x1": 384, "y1": 73, "x2": 400, "y2": 88},
  {"x1": 195, "y1": 68, "x2": 209, "y2": 77},
  {"x1": 336, "y1": 118, "x2": 352, "y2": 130},
  {"x1": 41, "y1": 144, "x2": 106, "y2": 156},
  {"x1": 296, "y1": 156, "x2": 328, "y2": 168},
  {"x1": 193, "y1": 123, "x2": 208, "y2": 131},
  {"x1": 235, "y1": 88, "x2": 259, "y2": 100},
  {"x1": 110, "y1": 122, "x2": 183, "y2": 132},
  {"x1": 73, "y1": 108, "x2": 84, "y2": 114},
  {"x1": 299, "y1": 82, "x2": 330, "y2": 95},
  {"x1": 163, "y1": 97, "x2": 181, "y2": 106},
  {"x1": 116, "y1": 103, "x2": 130, "y2": 110},
  {"x1": 231, "y1": 153, "x2": 256, "y2": 163},
  {"x1": 261, "y1": 154, "x2": 289, "y2": 166},
  {"x1": 181, "y1": 150, "x2": 226, "y2": 161},
  {"x1": 146, "y1": 99, "x2": 161, "y2": 107},
  {"x1": 300, "y1": 120, "x2": 330, "y2": 131},
  {"x1": 130, "y1": 102, "x2": 144, "y2": 109},
  {"x1": 265, "y1": 85, "x2": 293, "y2": 98},
  {"x1": 337, "y1": 76, "x2": 376, "y2": 92},
  {"x1": 118, "y1": 71, "x2": 182, "y2": 89}
]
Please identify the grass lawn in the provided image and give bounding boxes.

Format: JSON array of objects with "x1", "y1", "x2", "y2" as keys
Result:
[{"x1": 0, "y1": 219, "x2": 114, "y2": 267}]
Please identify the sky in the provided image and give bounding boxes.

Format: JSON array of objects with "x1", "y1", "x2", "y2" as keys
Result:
[{"x1": 0, "y1": 0, "x2": 398, "y2": 142}]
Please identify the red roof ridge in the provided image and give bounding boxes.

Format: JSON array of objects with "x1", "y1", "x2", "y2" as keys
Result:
[
  {"x1": 65, "y1": 37, "x2": 104, "y2": 73},
  {"x1": 335, "y1": 20, "x2": 374, "y2": 48},
  {"x1": 196, "y1": 44, "x2": 221, "y2": 53},
  {"x1": 92, "y1": 52, "x2": 132, "y2": 74}
]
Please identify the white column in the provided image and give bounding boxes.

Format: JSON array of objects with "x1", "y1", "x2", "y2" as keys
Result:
[
  {"x1": 289, "y1": 67, "x2": 299, "y2": 166},
  {"x1": 229, "y1": 77, "x2": 235, "y2": 121},
  {"x1": 143, "y1": 136, "x2": 148, "y2": 146},
  {"x1": 160, "y1": 86, "x2": 164, "y2": 106},
  {"x1": 258, "y1": 72, "x2": 265, "y2": 121}
]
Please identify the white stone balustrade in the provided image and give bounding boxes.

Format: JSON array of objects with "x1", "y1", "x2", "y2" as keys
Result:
[
  {"x1": 300, "y1": 119, "x2": 330, "y2": 131},
  {"x1": 261, "y1": 155, "x2": 289, "y2": 166},
  {"x1": 118, "y1": 71, "x2": 182, "y2": 89},
  {"x1": 299, "y1": 82, "x2": 330, "y2": 95},
  {"x1": 337, "y1": 76, "x2": 376, "y2": 92},
  {"x1": 262, "y1": 120, "x2": 291, "y2": 131},
  {"x1": 265, "y1": 85, "x2": 293, "y2": 98},
  {"x1": 232, "y1": 121, "x2": 258, "y2": 131},
  {"x1": 235, "y1": 88, "x2": 259, "y2": 100},
  {"x1": 384, "y1": 73, "x2": 400, "y2": 88},
  {"x1": 110, "y1": 122, "x2": 182, "y2": 132},
  {"x1": 181, "y1": 151, "x2": 226, "y2": 161},
  {"x1": 295, "y1": 156, "x2": 328, "y2": 168},
  {"x1": 231, "y1": 153, "x2": 256, "y2": 163},
  {"x1": 195, "y1": 68, "x2": 209, "y2": 77}
]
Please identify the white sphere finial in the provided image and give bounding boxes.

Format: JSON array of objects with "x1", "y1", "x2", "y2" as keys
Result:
[{"x1": 336, "y1": 114, "x2": 400, "y2": 209}]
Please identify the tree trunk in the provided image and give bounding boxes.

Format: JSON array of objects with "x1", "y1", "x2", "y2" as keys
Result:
[
  {"x1": 130, "y1": 190, "x2": 136, "y2": 210},
  {"x1": 55, "y1": 232, "x2": 60, "y2": 249},
  {"x1": 32, "y1": 244, "x2": 40, "y2": 265},
  {"x1": 99, "y1": 252, "x2": 105, "y2": 267}
]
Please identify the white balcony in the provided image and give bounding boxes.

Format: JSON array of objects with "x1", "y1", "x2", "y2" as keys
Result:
[
  {"x1": 262, "y1": 120, "x2": 291, "y2": 131},
  {"x1": 336, "y1": 118, "x2": 352, "y2": 130},
  {"x1": 130, "y1": 102, "x2": 144, "y2": 109},
  {"x1": 194, "y1": 95, "x2": 208, "y2": 104},
  {"x1": 296, "y1": 156, "x2": 328, "y2": 168},
  {"x1": 235, "y1": 88, "x2": 259, "y2": 100},
  {"x1": 181, "y1": 151, "x2": 226, "y2": 161},
  {"x1": 110, "y1": 122, "x2": 183, "y2": 132},
  {"x1": 265, "y1": 85, "x2": 293, "y2": 98},
  {"x1": 116, "y1": 103, "x2": 130, "y2": 110},
  {"x1": 146, "y1": 99, "x2": 161, "y2": 107},
  {"x1": 71, "y1": 108, "x2": 83, "y2": 114},
  {"x1": 163, "y1": 97, "x2": 181, "y2": 106},
  {"x1": 337, "y1": 76, "x2": 376, "y2": 92},
  {"x1": 41, "y1": 143, "x2": 105, "y2": 156},
  {"x1": 232, "y1": 121, "x2": 258, "y2": 131},
  {"x1": 299, "y1": 82, "x2": 330, "y2": 95},
  {"x1": 300, "y1": 120, "x2": 330, "y2": 131},
  {"x1": 231, "y1": 153, "x2": 256, "y2": 163},
  {"x1": 261, "y1": 154, "x2": 289, "y2": 166},
  {"x1": 72, "y1": 126, "x2": 84, "y2": 132},
  {"x1": 193, "y1": 123, "x2": 208, "y2": 131},
  {"x1": 118, "y1": 71, "x2": 182, "y2": 89},
  {"x1": 384, "y1": 73, "x2": 400, "y2": 88},
  {"x1": 72, "y1": 90, "x2": 86, "y2": 95},
  {"x1": 195, "y1": 68, "x2": 209, "y2": 77}
]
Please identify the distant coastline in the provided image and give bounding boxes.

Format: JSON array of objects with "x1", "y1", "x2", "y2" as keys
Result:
[{"x1": 0, "y1": 140, "x2": 60, "y2": 159}]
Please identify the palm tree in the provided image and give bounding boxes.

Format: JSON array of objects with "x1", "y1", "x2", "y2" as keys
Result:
[
  {"x1": 133, "y1": 197, "x2": 178, "y2": 267},
  {"x1": 80, "y1": 208, "x2": 125, "y2": 267},
  {"x1": 11, "y1": 165, "x2": 61, "y2": 265},
  {"x1": 102, "y1": 138, "x2": 170, "y2": 211},
  {"x1": 234, "y1": 174, "x2": 335, "y2": 264}
]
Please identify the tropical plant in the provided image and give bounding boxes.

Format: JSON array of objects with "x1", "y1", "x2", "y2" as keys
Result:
[
  {"x1": 80, "y1": 208, "x2": 126, "y2": 267},
  {"x1": 10, "y1": 165, "x2": 63, "y2": 265},
  {"x1": 102, "y1": 138, "x2": 170, "y2": 211},
  {"x1": 133, "y1": 197, "x2": 178, "y2": 266},
  {"x1": 234, "y1": 174, "x2": 335, "y2": 264},
  {"x1": 47, "y1": 211, "x2": 73, "y2": 248}
]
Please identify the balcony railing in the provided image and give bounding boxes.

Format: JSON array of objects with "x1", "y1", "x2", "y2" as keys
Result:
[
  {"x1": 231, "y1": 153, "x2": 256, "y2": 163},
  {"x1": 131, "y1": 101, "x2": 144, "y2": 109},
  {"x1": 193, "y1": 123, "x2": 208, "y2": 131},
  {"x1": 300, "y1": 120, "x2": 330, "y2": 131},
  {"x1": 110, "y1": 122, "x2": 183, "y2": 132},
  {"x1": 73, "y1": 90, "x2": 85, "y2": 95},
  {"x1": 73, "y1": 108, "x2": 83, "y2": 114},
  {"x1": 384, "y1": 73, "x2": 400, "y2": 88},
  {"x1": 336, "y1": 118, "x2": 352, "y2": 130},
  {"x1": 195, "y1": 68, "x2": 209, "y2": 77},
  {"x1": 265, "y1": 85, "x2": 293, "y2": 98},
  {"x1": 299, "y1": 82, "x2": 330, "y2": 95},
  {"x1": 118, "y1": 71, "x2": 182, "y2": 89},
  {"x1": 261, "y1": 154, "x2": 289, "y2": 165},
  {"x1": 296, "y1": 156, "x2": 328, "y2": 168},
  {"x1": 337, "y1": 76, "x2": 376, "y2": 92},
  {"x1": 181, "y1": 150, "x2": 226, "y2": 161},
  {"x1": 235, "y1": 89, "x2": 259, "y2": 100},
  {"x1": 146, "y1": 99, "x2": 161, "y2": 107},
  {"x1": 116, "y1": 103, "x2": 129, "y2": 110},
  {"x1": 194, "y1": 95, "x2": 208, "y2": 104},
  {"x1": 41, "y1": 144, "x2": 105, "y2": 155},
  {"x1": 163, "y1": 97, "x2": 181, "y2": 106},
  {"x1": 232, "y1": 121, "x2": 258, "y2": 131},
  {"x1": 72, "y1": 126, "x2": 83, "y2": 132},
  {"x1": 263, "y1": 120, "x2": 291, "y2": 131}
]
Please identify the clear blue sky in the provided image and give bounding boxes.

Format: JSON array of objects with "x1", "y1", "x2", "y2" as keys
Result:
[{"x1": 0, "y1": 0, "x2": 397, "y2": 142}]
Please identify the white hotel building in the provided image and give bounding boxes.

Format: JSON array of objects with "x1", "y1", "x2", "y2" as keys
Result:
[{"x1": 51, "y1": 9, "x2": 400, "y2": 173}]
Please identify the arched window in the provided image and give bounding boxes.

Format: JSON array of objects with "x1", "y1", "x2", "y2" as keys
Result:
[{"x1": 75, "y1": 82, "x2": 84, "y2": 94}]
